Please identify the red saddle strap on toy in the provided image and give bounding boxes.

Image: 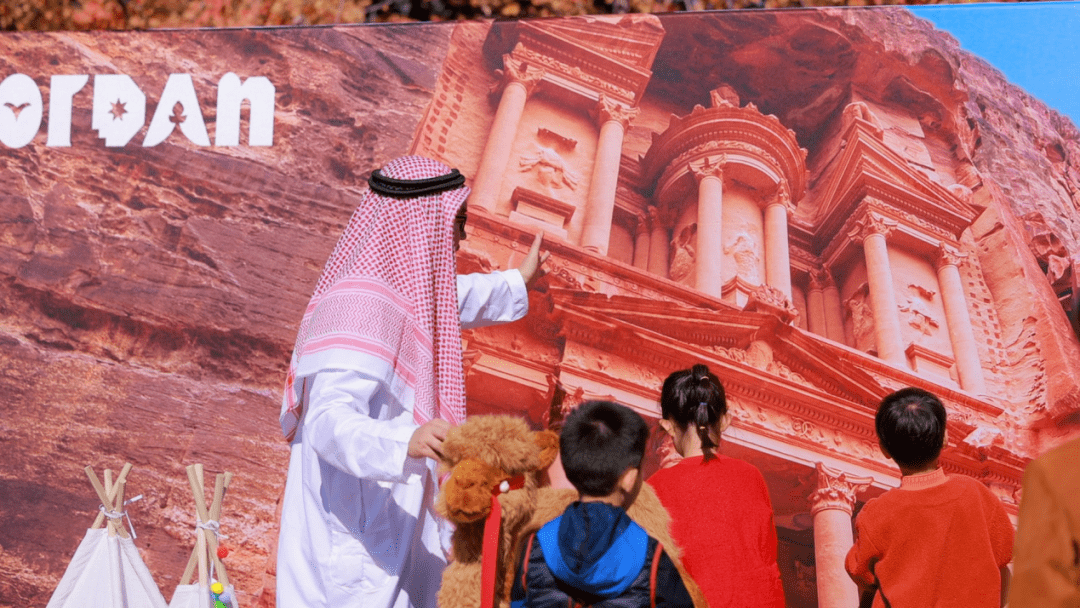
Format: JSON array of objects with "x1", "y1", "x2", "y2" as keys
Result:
[
  {"x1": 481, "y1": 475, "x2": 526, "y2": 608},
  {"x1": 649, "y1": 542, "x2": 663, "y2": 608}
]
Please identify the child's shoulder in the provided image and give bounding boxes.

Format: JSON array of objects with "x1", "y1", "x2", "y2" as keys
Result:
[
  {"x1": 940, "y1": 473, "x2": 1002, "y2": 504},
  {"x1": 725, "y1": 454, "x2": 766, "y2": 474},
  {"x1": 649, "y1": 454, "x2": 766, "y2": 488},
  {"x1": 860, "y1": 473, "x2": 990, "y2": 515},
  {"x1": 943, "y1": 473, "x2": 988, "y2": 489}
]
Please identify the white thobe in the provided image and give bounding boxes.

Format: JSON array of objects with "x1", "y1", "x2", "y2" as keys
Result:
[{"x1": 277, "y1": 270, "x2": 528, "y2": 608}]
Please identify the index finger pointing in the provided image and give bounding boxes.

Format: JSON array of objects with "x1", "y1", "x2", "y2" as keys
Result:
[{"x1": 529, "y1": 231, "x2": 544, "y2": 255}]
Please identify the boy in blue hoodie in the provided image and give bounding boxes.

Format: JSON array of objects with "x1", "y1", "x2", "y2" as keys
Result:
[{"x1": 510, "y1": 400, "x2": 694, "y2": 608}]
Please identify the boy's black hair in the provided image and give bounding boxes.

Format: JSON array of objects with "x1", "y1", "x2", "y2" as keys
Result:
[
  {"x1": 560, "y1": 400, "x2": 649, "y2": 497},
  {"x1": 876, "y1": 387, "x2": 948, "y2": 469},
  {"x1": 660, "y1": 363, "x2": 728, "y2": 461}
]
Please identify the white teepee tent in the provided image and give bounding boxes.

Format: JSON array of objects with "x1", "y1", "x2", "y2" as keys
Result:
[
  {"x1": 47, "y1": 464, "x2": 169, "y2": 608},
  {"x1": 168, "y1": 464, "x2": 238, "y2": 608}
]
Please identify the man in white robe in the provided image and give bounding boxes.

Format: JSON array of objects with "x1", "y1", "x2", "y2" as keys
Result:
[{"x1": 276, "y1": 156, "x2": 546, "y2": 608}]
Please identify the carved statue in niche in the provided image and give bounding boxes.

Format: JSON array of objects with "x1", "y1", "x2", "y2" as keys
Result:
[
  {"x1": 845, "y1": 283, "x2": 876, "y2": 353},
  {"x1": 725, "y1": 231, "x2": 761, "y2": 284},
  {"x1": 899, "y1": 284, "x2": 939, "y2": 336},
  {"x1": 669, "y1": 223, "x2": 697, "y2": 282},
  {"x1": 518, "y1": 144, "x2": 580, "y2": 193}
]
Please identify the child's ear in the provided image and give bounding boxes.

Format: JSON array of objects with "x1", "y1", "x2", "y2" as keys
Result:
[
  {"x1": 719, "y1": 412, "x2": 732, "y2": 432},
  {"x1": 620, "y1": 467, "x2": 644, "y2": 507},
  {"x1": 942, "y1": 429, "x2": 949, "y2": 448}
]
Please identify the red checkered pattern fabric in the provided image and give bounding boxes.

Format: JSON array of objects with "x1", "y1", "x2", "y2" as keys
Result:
[{"x1": 280, "y1": 156, "x2": 470, "y2": 441}]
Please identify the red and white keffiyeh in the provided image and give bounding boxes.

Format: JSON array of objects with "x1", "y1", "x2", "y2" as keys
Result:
[{"x1": 280, "y1": 156, "x2": 469, "y2": 441}]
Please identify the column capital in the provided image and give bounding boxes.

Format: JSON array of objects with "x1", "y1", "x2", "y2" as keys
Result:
[
  {"x1": 631, "y1": 212, "x2": 650, "y2": 236},
  {"x1": 594, "y1": 94, "x2": 638, "y2": 130},
  {"x1": 809, "y1": 462, "x2": 873, "y2": 516},
  {"x1": 646, "y1": 204, "x2": 675, "y2": 230},
  {"x1": 934, "y1": 243, "x2": 968, "y2": 270},
  {"x1": 493, "y1": 55, "x2": 544, "y2": 97},
  {"x1": 809, "y1": 266, "x2": 835, "y2": 292},
  {"x1": 849, "y1": 211, "x2": 897, "y2": 243},
  {"x1": 766, "y1": 180, "x2": 795, "y2": 214},
  {"x1": 688, "y1": 154, "x2": 726, "y2": 183}
]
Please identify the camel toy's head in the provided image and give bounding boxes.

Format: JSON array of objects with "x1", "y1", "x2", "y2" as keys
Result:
[{"x1": 436, "y1": 415, "x2": 559, "y2": 525}]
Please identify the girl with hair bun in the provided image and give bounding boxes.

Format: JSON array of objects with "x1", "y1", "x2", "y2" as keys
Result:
[{"x1": 647, "y1": 364, "x2": 785, "y2": 608}]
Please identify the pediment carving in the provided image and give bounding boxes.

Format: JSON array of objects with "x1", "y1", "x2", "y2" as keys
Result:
[
  {"x1": 545, "y1": 290, "x2": 883, "y2": 405},
  {"x1": 706, "y1": 340, "x2": 812, "y2": 389},
  {"x1": 503, "y1": 18, "x2": 664, "y2": 106},
  {"x1": 816, "y1": 122, "x2": 979, "y2": 246}
]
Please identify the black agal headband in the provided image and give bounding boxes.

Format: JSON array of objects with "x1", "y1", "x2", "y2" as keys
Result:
[{"x1": 368, "y1": 168, "x2": 466, "y2": 198}]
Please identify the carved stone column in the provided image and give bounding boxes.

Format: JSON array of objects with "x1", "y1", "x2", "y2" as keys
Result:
[
  {"x1": 935, "y1": 244, "x2": 987, "y2": 394},
  {"x1": 471, "y1": 56, "x2": 543, "y2": 215},
  {"x1": 850, "y1": 212, "x2": 906, "y2": 367},
  {"x1": 581, "y1": 96, "x2": 637, "y2": 254},
  {"x1": 647, "y1": 205, "x2": 670, "y2": 279},
  {"x1": 810, "y1": 463, "x2": 872, "y2": 608},
  {"x1": 821, "y1": 269, "x2": 846, "y2": 344},
  {"x1": 632, "y1": 212, "x2": 650, "y2": 270},
  {"x1": 690, "y1": 155, "x2": 725, "y2": 298},
  {"x1": 807, "y1": 268, "x2": 828, "y2": 337},
  {"x1": 764, "y1": 182, "x2": 794, "y2": 300}
]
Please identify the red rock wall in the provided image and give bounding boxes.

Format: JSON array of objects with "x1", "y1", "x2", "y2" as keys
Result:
[{"x1": 0, "y1": 25, "x2": 454, "y2": 607}]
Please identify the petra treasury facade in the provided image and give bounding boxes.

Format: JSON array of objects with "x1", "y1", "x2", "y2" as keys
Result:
[
  {"x1": 412, "y1": 12, "x2": 1080, "y2": 608},
  {"x1": 3, "y1": 8, "x2": 1080, "y2": 608}
]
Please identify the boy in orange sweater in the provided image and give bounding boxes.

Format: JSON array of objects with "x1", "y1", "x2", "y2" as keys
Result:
[{"x1": 845, "y1": 387, "x2": 1014, "y2": 607}]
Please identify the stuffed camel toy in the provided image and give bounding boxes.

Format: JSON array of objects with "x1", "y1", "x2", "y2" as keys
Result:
[{"x1": 435, "y1": 414, "x2": 707, "y2": 608}]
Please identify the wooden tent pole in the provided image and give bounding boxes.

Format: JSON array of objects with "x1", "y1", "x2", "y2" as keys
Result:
[
  {"x1": 179, "y1": 548, "x2": 199, "y2": 586},
  {"x1": 193, "y1": 466, "x2": 210, "y2": 593},
  {"x1": 180, "y1": 465, "x2": 207, "y2": 586},
  {"x1": 205, "y1": 472, "x2": 233, "y2": 587},
  {"x1": 113, "y1": 480, "x2": 130, "y2": 539},
  {"x1": 178, "y1": 465, "x2": 236, "y2": 589},
  {"x1": 89, "y1": 463, "x2": 132, "y2": 529},
  {"x1": 85, "y1": 467, "x2": 111, "y2": 530}
]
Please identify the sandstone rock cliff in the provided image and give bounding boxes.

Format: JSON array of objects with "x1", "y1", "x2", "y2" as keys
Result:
[{"x1": 0, "y1": 25, "x2": 453, "y2": 607}]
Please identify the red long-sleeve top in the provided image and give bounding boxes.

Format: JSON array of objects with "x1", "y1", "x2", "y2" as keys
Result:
[
  {"x1": 648, "y1": 454, "x2": 786, "y2": 608},
  {"x1": 845, "y1": 469, "x2": 1015, "y2": 608}
]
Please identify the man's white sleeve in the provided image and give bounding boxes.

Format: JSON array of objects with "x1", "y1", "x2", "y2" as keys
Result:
[
  {"x1": 301, "y1": 369, "x2": 423, "y2": 483},
  {"x1": 457, "y1": 269, "x2": 529, "y2": 330}
]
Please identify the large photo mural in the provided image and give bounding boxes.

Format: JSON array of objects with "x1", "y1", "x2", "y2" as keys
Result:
[{"x1": 2, "y1": 5, "x2": 1079, "y2": 607}]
